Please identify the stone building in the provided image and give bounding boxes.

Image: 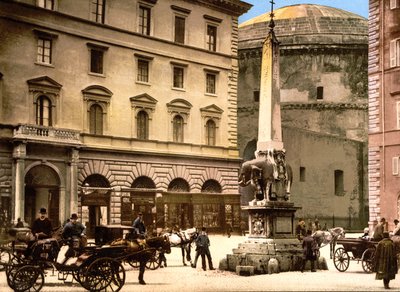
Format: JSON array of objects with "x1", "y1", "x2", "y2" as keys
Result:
[
  {"x1": 0, "y1": 0, "x2": 251, "y2": 235},
  {"x1": 238, "y1": 4, "x2": 369, "y2": 229},
  {"x1": 368, "y1": 0, "x2": 400, "y2": 231}
]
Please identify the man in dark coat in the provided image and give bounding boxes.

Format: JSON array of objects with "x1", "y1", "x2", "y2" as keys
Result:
[
  {"x1": 296, "y1": 218, "x2": 306, "y2": 241},
  {"x1": 31, "y1": 208, "x2": 52, "y2": 239},
  {"x1": 373, "y1": 217, "x2": 386, "y2": 241},
  {"x1": 132, "y1": 212, "x2": 146, "y2": 238},
  {"x1": 301, "y1": 229, "x2": 318, "y2": 272},
  {"x1": 374, "y1": 231, "x2": 398, "y2": 289},
  {"x1": 192, "y1": 227, "x2": 214, "y2": 271}
]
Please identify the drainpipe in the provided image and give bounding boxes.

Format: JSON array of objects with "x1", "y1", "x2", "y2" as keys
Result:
[{"x1": 380, "y1": 0, "x2": 386, "y2": 211}]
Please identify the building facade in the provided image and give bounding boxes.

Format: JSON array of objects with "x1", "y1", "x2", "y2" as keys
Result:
[
  {"x1": 368, "y1": 0, "x2": 400, "y2": 231},
  {"x1": 0, "y1": 0, "x2": 251, "y2": 235},
  {"x1": 238, "y1": 4, "x2": 369, "y2": 229}
]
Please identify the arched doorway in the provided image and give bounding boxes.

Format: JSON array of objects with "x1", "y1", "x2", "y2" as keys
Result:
[
  {"x1": 81, "y1": 174, "x2": 111, "y2": 237},
  {"x1": 130, "y1": 176, "x2": 156, "y2": 231},
  {"x1": 25, "y1": 165, "x2": 60, "y2": 227},
  {"x1": 166, "y1": 178, "x2": 191, "y2": 229}
]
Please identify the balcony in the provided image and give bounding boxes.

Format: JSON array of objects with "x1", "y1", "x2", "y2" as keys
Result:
[{"x1": 13, "y1": 124, "x2": 82, "y2": 146}]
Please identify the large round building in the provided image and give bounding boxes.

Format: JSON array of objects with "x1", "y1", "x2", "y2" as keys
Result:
[{"x1": 238, "y1": 4, "x2": 368, "y2": 229}]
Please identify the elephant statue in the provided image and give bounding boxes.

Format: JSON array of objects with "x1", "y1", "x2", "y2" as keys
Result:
[{"x1": 238, "y1": 149, "x2": 293, "y2": 203}]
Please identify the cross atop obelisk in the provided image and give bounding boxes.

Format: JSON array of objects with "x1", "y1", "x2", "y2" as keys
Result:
[{"x1": 257, "y1": 0, "x2": 283, "y2": 152}]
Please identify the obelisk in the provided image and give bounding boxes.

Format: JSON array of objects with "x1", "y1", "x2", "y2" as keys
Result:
[{"x1": 257, "y1": 1, "x2": 283, "y2": 152}]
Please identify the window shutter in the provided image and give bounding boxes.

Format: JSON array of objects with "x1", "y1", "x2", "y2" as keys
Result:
[
  {"x1": 390, "y1": 39, "x2": 397, "y2": 68},
  {"x1": 393, "y1": 157, "x2": 399, "y2": 176}
]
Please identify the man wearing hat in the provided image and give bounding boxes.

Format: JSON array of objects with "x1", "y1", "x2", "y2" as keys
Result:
[
  {"x1": 374, "y1": 231, "x2": 398, "y2": 289},
  {"x1": 62, "y1": 213, "x2": 86, "y2": 246},
  {"x1": 393, "y1": 219, "x2": 400, "y2": 236},
  {"x1": 132, "y1": 212, "x2": 146, "y2": 237},
  {"x1": 31, "y1": 207, "x2": 53, "y2": 239}
]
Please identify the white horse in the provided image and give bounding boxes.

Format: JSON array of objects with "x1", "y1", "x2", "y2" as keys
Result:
[
  {"x1": 164, "y1": 227, "x2": 198, "y2": 266},
  {"x1": 312, "y1": 227, "x2": 345, "y2": 259}
]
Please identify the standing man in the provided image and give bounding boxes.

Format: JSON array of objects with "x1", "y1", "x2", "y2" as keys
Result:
[
  {"x1": 374, "y1": 231, "x2": 398, "y2": 289},
  {"x1": 132, "y1": 212, "x2": 146, "y2": 238},
  {"x1": 373, "y1": 218, "x2": 386, "y2": 241},
  {"x1": 301, "y1": 229, "x2": 318, "y2": 272},
  {"x1": 295, "y1": 218, "x2": 306, "y2": 241},
  {"x1": 192, "y1": 227, "x2": 215, "y2": 271},
  {"x1": 392, "y1": 219, "x2": 400, "y2": 236},
  {"x1": 31, "y1": 207, "x2": 53, "y2": 239}
]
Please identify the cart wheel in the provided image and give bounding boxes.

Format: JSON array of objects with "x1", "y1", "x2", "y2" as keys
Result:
[
  {"x1": 6, "y1": 255, "x2": 24, "y2": 290},
  {"x1": 127, "y1": 258, "x2": 140, "y2": 268},
  {"x1": 333, "y1": 247, "x2": 350, "y2": 272},
  {"x1": 145, "y1": 251, "x2": 161, "y2": 270},
  {"x1": 0, "y1": 248, "x2": 11, "y2": 271},
  {"x1": 12, "y1": 265, "x2": 44, "y2": 292},
  {"x1": 361, "y1": 247, "x2": 375, "y2": 273},
  {"x1": 82, "y1": 258, "x2": 125, "y2": 292},
  {"x1": 72, "y1": 260, "x2": 91, "y2": 285}
]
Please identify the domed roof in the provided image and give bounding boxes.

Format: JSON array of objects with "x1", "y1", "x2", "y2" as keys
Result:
[{"x1": 239, "y1": 4, "x2": 367, "y2": 49}]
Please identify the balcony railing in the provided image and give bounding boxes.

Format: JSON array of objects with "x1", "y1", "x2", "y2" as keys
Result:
[{"x1": 13, "y1": 124, "x2": 81, "y2": 145}]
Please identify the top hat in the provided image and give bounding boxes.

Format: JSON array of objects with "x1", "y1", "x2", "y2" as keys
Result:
[
  {"x1": 71, "y1": 213, "x2": 78, "y2": 220},
  {"x1": 138, "y1": 212, "x2": 143, "y2": 216},
  {"x1": 39, "y1": 208, "x2": 47, "y2": 214}
]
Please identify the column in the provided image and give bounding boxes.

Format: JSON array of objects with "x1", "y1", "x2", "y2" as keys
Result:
[
  {"x1": 12, "y1": 143, "x2": 26, "y2": 223},
  {"x1": 69, "y1": 148, "x2": 79, "y2": 215}
]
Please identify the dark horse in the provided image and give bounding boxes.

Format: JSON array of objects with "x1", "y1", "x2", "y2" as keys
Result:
[
  {"x1": 164, "y1": 228, "x2": 198, "y2": 266},
  {"x1": 111, "y1": 235, "x2": 171, "y2": 285}
]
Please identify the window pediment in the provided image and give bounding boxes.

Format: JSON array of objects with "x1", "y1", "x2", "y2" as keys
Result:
[
  {"x1": 167, "y1": 99, "x2": 192, "y2": 115},
  {"x1": 82, "y1": 85, "x2": 112, "y2": 103},
  {"x1": 27, "y1": 76, "x2": 62, "y2": 95},
  {"x1": 200, "y1": 104, "x2": 223, "y2": 119},
  {"x1": 130, "y1": 93, "x2": 158, "y2": 111}
]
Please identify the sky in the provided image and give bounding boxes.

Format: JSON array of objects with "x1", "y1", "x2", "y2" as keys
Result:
[{"x1": 238, "y1": 0, "x2": 369, "y2": 24}]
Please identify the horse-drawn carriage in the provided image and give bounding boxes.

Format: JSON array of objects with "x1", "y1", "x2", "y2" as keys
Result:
[
  {"x1": 332, "y1": 237, "x2": 377, "y2": 273},
  {"x1": 0, "y1": 224, "x2": 170, "y2": 292}
]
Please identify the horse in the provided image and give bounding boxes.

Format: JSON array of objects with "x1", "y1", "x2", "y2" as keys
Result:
[
  {"x1": 110, "y1": 237, "x2": 161, "y2": 285},
  {"x1": 312, "y1": 227, "x2": 345, "y2": 259},
  {"x1": 164, "y1": 227, "x2": 198, "y2": 266}
]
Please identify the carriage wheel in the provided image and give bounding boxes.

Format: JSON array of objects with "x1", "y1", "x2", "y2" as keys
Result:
[
  {"x1": 145, "y1": 251, "x2": 161, "y2": 270},
  {"x1": 333, "y1": 247, "x2": 350, "y2": 272},
  {"x1": 12, "y1": 265, "x2": 44, "y2": 292},
  {"x1": 6, "y1": 255, "x2": 25, "y2": 290},
  {"x1": 0, "y1": 248, "x2": 11, "y2": 271},
  {"x1": 127, "y1": 258, "x2": 140, "y2": 268},
  {"x1": 361, "y1": 247, "x2": 375, "y2": 273},
  {"x1": 72, "y1": 260, "x2": 91, "y2": 285},
  {"x1": 82, "y1": 258, "x2": 125, "y2": 292}
]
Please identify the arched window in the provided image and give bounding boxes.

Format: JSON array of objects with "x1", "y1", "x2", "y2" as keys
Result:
[
  {"x1": 137, "y1": 111, "x2": 149, "y2": 140},
  {"x1": 168, "y1": 178, "x2": 190, "y2": 192},
  {"x1": 89, "y1": 104, "x2": 103, "y2": 135},
  {"x1": 206, "y1": 119, "x2": 216, "y2": 146},
  {"x1": 173, "y1": 115, "x2": 184, "y2": 142},
  {"x1": 36, "y1": 95, "x2": 52, "y2": 126},
  {"x1": 201, "y1": 179, "x2": 222, "y2": 193}
]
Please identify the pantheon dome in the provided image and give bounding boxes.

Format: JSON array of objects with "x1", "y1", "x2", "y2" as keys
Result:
[
  {"x1": 239, "y1": 4, "x2": 368, "y2": 49},
  {"x1": 237, "y1": 4, "x2": 369, "y2": 229}
]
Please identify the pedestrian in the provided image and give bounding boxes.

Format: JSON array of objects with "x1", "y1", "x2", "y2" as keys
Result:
[
  {"x1": 295, "y1": 218, "x2": 306, "y2": 241},
  {"x1": 226, "y1": 222, "x2": 233, "y2": 238},
  {"x1": 373, "y1": 218, "x2": 386, "y2": 241},
  {"x1": 240, "y1": 220, "x2": 246, "y2": 236},
  {"x1": 301, "y1": 229, "x2": 318, "y2": 272},
  {"x1": 132, "y1": 212, "x2": 146, "y2": 239},
  {"x1": 192, "y1": 227, "x2": 215, "y2": 271},
  {"x1": 392, "y1": 219, "x2": 400, "y2": 236},
  {"x1": 31, "y1": 207, "x2": 53, "y2": 239},
  {"x1": 15, "y1": 218, "x2": 24, "y2": 228},
  {"x1": 373, "y1": 231, "x2": 398, "y2": 289},
  {"x1": 312, "y1": 218, "x2": 321, "y2": 233}
]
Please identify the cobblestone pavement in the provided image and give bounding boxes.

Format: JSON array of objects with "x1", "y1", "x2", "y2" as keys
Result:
[{"x1": 1, "y1": 233, "x2": 398, "y2": 291}]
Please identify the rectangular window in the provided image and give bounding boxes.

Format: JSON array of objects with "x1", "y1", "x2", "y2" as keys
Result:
[
  {"x1": 37, "y1": 0, "x2": 54, "y2": 10},
  {"x1": 253, "y1": 90, "x2": 260, "y2": 102},
  {"x1": 390, "y1": 39, "x2": 400, "y2": 68},
  {"x1": 137, "y1": 59, "x2": 149, "y2": 82},
  {"x1": 317, "y1": 86, "x2": 324, "y2": 100},
  {"x1": 207, "y1": 25, "x2": 217, "y2": 51},
  {"x1": 397, "y1": 102, "x2": 400, "y2": 129},
  {"x1": 91, "y1": 0, "x2": 105, "y2": 23},
  {"x1": 393, "y1": 157, "x2": 399, "y2": 175},
  {"x1": 390, "y1": 0, "x2": 400, "y2": 9},
  {"x1": 173, "y1": 67, "x2": 184, "y2": 88},
  {"x1": 300, "y1": 167, "x2": 306, "y2": 182},
  {"x1": 37, "y1": 38, "x2": 52, "y2": 64},
  {"x1": 139, "y1": 6, "x2": 151, "y2": 35},
  {"x1": 206, "y1": 73, "x2": 216, "y2": 94},
  {"x1": 90, "y1": 49, "x2": 104, "y2": 74},
  {"x1": 175, "y1": 16, "x2": 185, "y2": 44},
  {"x1": 334, "y1": 170, "x2": 344, "y2": 196}
]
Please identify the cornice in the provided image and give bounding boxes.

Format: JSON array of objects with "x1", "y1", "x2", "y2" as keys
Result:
[{"x1": 183, "y1": 0, "x2": 252, "y2": 16}]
